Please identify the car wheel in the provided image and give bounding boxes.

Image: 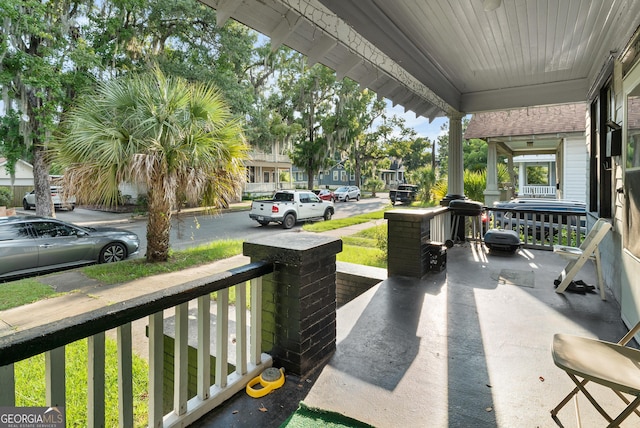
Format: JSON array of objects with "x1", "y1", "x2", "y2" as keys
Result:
[
  {"x1": 356, "y1": 194, "x2": 360, "y2": 201},
  {"x1": 69, "y1": 204, "x2": 75, "y2": 211},
  {"x1": 282, "y1": 213, "x2": 296, "y2": 229},
  {"x1": 324, "y1": 209, "x2": 333, "y2": 221},
  {"x1": 258, "y1": 220, "x2": 270, "y2": 226},
  {"x1": 345, "y1": 196, "x2": 349, "y2": 202},
  {"x1": 22, "y1": 199, "x2": 30, "y2": 210},
  {"x1": 99, "y1": 242, "x2": 127, "y2": 263}
]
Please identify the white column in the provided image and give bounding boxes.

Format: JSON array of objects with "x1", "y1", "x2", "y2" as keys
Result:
[
  {"x1": 447, "y1": 113, "x2": 465, "y2": 198},
  {"x1": 507, "y1": 155, "x2": 515, "y2": 200},
  {"x1": 483, "y1": 140, "x2": 501, "y2": 205},
  {"x1": 518, "y1": 162, "x2": 526, "y2": 195}
]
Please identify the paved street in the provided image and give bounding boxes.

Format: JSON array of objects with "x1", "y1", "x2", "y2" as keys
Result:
[{"x1": 16, "y1": 195, "x2": 390, "y2": 257}]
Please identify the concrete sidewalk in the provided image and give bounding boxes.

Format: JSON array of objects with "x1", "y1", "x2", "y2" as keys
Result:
[{"x1": 0, "y1": 218, "x2": 383, "y2": 342}]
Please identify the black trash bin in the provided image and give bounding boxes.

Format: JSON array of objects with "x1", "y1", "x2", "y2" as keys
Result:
[
  {"x1": 424, "y1": 241, "x2": 447, "y2": 272},
  {"x1": 447, "y1": 199, "x2": 484, "y2": 246}
]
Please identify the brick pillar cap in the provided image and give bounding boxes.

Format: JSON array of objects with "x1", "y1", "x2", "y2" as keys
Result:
[
  {"x1": 384, "y1": 207, "x2": 448, "y2": 221},
  {"x1": 243, "y1": 232, "x2": 342, "y2": 265}
]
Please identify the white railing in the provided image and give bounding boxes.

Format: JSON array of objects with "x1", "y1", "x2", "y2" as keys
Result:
[
  {"x1": 486, "y1": 207, "x2": 587, "y2": 250},
  {"x1": 429, "y1": 208, "x2": 452, "y2": 244},
  {"x1": 520, "y1": 185, "x2": 556, "y2": 198},
  {"x1": 248, "y1": 152, "x2": 291, "y2": 163},
  {"x1": 244, "y1": 182, "x2": 294, "y2": 193},
  {"x1": 0, "y1": 262, "x2": 274, "y2": 428}
]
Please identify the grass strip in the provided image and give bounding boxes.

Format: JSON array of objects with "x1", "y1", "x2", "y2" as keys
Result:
[
  {"x1": 0, "y1": 279, "x2": 58, "y2": 310},
  {"x1": 73, "y1": 240, "x2": 242, "y2": 285},
  {"x1": 16, "y1": 338, "x2": 149, "y2": 427},
  {"x1": 302, "y1": 209, "x2": 386, "y2": 232}
]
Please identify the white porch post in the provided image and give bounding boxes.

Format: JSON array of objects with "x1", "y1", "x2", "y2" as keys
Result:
[
  {"x1": 507, "y1": 155, "x2": 516, "y2": 200},
  {"x1": 484, "y1": 140, "x2": 501, "y2": 205},
  {"x1": 518, "y1": 162, "x2": 526, "y2": 195},
  {"x1": 443, "y1": 113, "x2": 465, "y2": 203}
]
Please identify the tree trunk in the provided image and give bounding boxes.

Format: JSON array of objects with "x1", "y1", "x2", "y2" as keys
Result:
[
  {"x1": 146, "y1": 184, "x2": 172, "y2": 262},
  {"x1": 33, "y1": 144, "x2": 53, "y2": 218},
  {"x1": 306, "y1": 168, "x2": 314, "y2": 190}
]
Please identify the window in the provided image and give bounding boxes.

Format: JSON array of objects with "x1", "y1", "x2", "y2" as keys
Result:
[
  {"x1": 341, "y1": 171, "x2": 347, "y2": 181},
  {"x1": 589, "y1": 83, "x2": 613, "y2": 218},
  {"x1": 0, "y1": 223, "x2": 31, "y2": 241},
  {"x1": 624, "y1": 77, "x2": 640, "y2": 257},
  {"x1": 32, "y1": 222, "x2": 78, "y2": 238},
  {"x1": 333, "y1": 171, "x2": 339, "y2": 181},
  {"x1": 627, "y1": 92, "x2": 640, "y2": 169}
]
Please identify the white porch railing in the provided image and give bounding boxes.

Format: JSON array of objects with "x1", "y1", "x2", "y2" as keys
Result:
[
  {"x1": 0, "y1": 262, "x2": 274, "y2": 428},
  {"x1": 429, "y1": 209, "x2": 452, "y2": 244},
  {"x1": 248, "y1": 152, "x2": 291, "y2": 163},
  {"x1": 520, "y1": 185, "x2": 556, "y2": 198},
  {"x1": 244, "y1": 182, "x2": 294, "y2": 193}
]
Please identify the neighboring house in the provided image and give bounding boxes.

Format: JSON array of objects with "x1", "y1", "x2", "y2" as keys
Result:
[
  {"x1": 319, "y1": 161, "x2": 355, "y2": 188},
  {"x1": 0, "y1": 158, "x2": 34, "y2": 186},
  {"x1": 291, "y1": 161, "x2": 356, "y2": 189},
  {"x1": 464, "y1": 102, "x2": 587, "y2": 206},
  {"x1": 379, "y1": 159, "x2": 406, "y2": 189},
  {"x1": 513, "y1": 154, "x2": 557, "y2": 199},
  {"x1": 244, "y1": 147, "x2": 294, "y2": 196},
  {"x1": 0, "y1": 158, "x2": 147, "y2": 205}
]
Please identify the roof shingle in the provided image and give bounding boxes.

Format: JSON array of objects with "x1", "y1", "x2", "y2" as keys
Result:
[{"x1": 464, "y1": 103, "x2": 587, "y2": 140}]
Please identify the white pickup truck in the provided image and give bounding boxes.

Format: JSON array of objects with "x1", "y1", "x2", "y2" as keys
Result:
[{"x1": 249, "y1": 190, "x2": 335, "y2": 229}]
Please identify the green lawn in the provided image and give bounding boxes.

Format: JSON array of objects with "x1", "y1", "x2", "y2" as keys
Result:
[
  {"x1": 16, "y1": 338, "x2": 149, "y2": 427},
  {"x1": 6, "y1": 220, "x2": 389, "y2": 426}
]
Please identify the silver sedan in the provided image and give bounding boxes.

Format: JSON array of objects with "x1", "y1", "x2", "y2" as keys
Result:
[{"x1": 0, "y1": 216, "x2": 140, "y2": 281}]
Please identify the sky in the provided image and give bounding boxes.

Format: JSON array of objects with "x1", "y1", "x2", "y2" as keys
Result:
[{"x1": 382, "y1": 102, "x2": 449, "y2": 143}]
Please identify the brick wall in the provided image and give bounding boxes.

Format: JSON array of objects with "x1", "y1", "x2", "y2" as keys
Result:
[
  {"x1": 336, "y1": 262, "x2": 386, "y2": 307},
  {"x1": 244, "y1": 233, "x2": 342, "y2": 376}
]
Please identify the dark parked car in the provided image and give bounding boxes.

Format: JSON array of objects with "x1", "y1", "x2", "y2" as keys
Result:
[
  {"x1": 490, "y1": 198, "x2": 587, "y2": 240},
  {"x1": 0, "y1": 216, "x2": 140, "y2": 281},
  {"x1": 389, "y1": 184, "x2": 419, "y2": 205},
  {"x1": 312, "y1": 189, "x2": 336, "y2": 202}
]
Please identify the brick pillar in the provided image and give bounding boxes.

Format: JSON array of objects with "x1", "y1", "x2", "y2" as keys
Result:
[
  {"x1": 385, "y1": 210, "x2": 430, "y2": 278},
  {"x1": 243, "y1": 233, "x2": 342, "y2": 376}
]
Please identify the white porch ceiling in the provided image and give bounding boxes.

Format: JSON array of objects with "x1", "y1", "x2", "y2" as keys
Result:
[{"x1": 201, "y1": 0, "x2": 640, "y2": 121}]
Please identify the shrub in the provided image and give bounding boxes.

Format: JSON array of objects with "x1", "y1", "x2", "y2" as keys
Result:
[
  {"x1": 365, "y1": 177, "x2": 385, "y2": 197},
  {"x1": 407, "y1": 166, "x2": 436, "y2": 202},
  {"x1": 373, "y1": 224, "x2": 388, "y2": 259},
  {"x1": 0, "y1": 187, "x2": 13, "y2": 207}
]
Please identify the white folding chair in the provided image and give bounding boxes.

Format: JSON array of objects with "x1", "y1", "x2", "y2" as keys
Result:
[
  {"x1": 551, "y1": 321, "x2": 640, "y2": 427},
  {"x1": 553, "y1": 218, "x2": 611, "y2": 300}
]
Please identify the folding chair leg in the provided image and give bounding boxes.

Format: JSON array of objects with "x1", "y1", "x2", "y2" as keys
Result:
[
  {"x1": 608, "y1": 395, "x2": 640, "y2": 427},
  {"x1": 568, "y1": 373, "x2": 614, "y2": 423},
  {"x1": 551, "y1": 378, "x2": 590, "y2": 418},
  {"x1": 595, "y1": 249, "x2": 606, "y2": 300},
  {"x1": 613, "y1": 390, "x2": 640, "y2": 419}
]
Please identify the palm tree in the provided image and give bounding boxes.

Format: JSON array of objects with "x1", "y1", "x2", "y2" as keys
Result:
[{"x1": 51, "y1": 67, "x2": 248, "y2": 262}]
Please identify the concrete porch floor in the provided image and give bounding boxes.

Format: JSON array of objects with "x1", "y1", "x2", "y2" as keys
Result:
[{"x1": 194, "y1": 243, "x2": 635, "y2": 428}]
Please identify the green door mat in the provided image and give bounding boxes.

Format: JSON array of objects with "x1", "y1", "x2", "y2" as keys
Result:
[{"x1": 280, "y1": 402, "x2": 375, "y2": 428}]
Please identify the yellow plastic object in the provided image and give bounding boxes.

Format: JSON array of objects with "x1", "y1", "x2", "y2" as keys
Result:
[{"x1": 245, "y1": 367, "x2": 285, "y2": 398}]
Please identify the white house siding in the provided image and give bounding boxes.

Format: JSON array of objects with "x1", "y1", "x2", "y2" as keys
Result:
[
  {"x1": 0, "y1": 159, "x2": 34, "y2": 186},
  {"x1": 118, "y1": 182, "x2": 147, "y2": 202},
  {"x1": 562, "y1": 137, "x2": 588, "y2": 203}
]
